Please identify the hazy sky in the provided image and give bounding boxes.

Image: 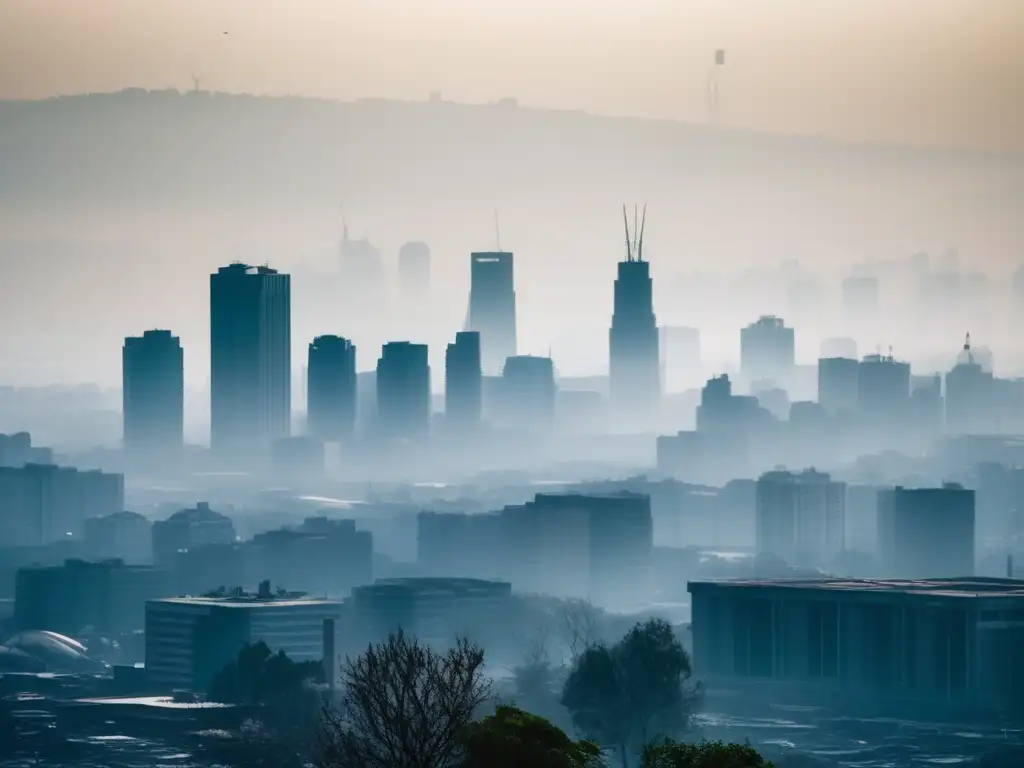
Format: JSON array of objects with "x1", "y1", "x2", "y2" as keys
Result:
[{"x1": 2, "y1": 0, "x2": 1022, "y2": 151}]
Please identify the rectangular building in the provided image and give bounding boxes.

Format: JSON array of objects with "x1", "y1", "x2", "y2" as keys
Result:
[
  {"x1": 688, "y1": 577, "x2": 1024, "y2": 711},
  {"x1": 756, "y1": 470, "x2": 845, "y2": 568},
  {"x1": 145, "y1": 594, "x2": 343, "y2": 691},
  {"x1": 877, "y1": 484, "x2": 975, "y2": 579}
]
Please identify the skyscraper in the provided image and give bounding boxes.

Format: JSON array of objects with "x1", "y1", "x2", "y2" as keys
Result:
[
  {"x1": 122, "y1": 329, "x2": 184, "y2": 452},
  {"x1": 445, "y1": 331, "x2": 482, "y2": 432},
  {"x1": 609, "y1": 207, "x2": 659, "y2": 430},
  {"x1": 307, "y1": 335, "x2": 357, "y2": 441},
  {"x1": 740, "y1": 316, "x2": 795, "y2": 386},
  {"x1": 466, "y1": 252, "x2": 517, "y2": 375},
  {"x1": 210, "y1": 263, "x2": 291, "y2": 452},
  {"x1": 376, "y1": 342, "x2": 431, "y2": 440}
]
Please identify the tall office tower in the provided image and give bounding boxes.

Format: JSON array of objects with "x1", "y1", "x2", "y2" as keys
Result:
[
  {"x1": 877, "y1": 484, "x2": 975, "y2": 579},
  {"x1": 609, "y1": 207, "x2": 660, "y2": 430},
  {"x1": 756, "y1": 469, "x2": 846, "y2": 568},
  {"x1": 946, "y1": 336, "x2": 995, "y2": 435},
  {"x1": 817, "y1": 357, "x2": 859, "y2": 415},
  {"x1": 210, "y1": 263, "x2": 291, "y2": 453},
  {"x1": 398, "y1": 241, "x2": 431, "y2": 305},
  {"x1": 466, "y1": 252, "x2": 517, "y2": 375},
  {"x1": 445, "y1": 331, "x2": 482, "y2": 432},
  {"x1": 498, "y1": 355, "x2": 557, "y2": 432},
  {"x1": 659, "y1": 325, "x2": 701, "y2": 393},
  {"x1": 122, "y1": 329, "x2": 184, "y2": 453},
  {"x1": 740, "y1": 316, "x2": 795, "y2": 386},
  {"x1": 857, "y1": 352, "x2": 910, "y2": 423},
  {"x1": 376, "y1": 342, "x2": 431, "y2": 439},
  {"x1": 307, "y1": 335, "x2": 357, "y2": 441},
  {"x1": 842, "y1": 276, "x2": 879, "y2": 314}
]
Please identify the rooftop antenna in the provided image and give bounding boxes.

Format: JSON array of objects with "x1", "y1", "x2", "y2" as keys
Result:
[
  {"x1": 637, "y1": 204, "x2": 647, "y2": 262},
  {"x1": 493, "y1": 208, "x2": 502, "y2": 252},
  {"x1": 963, "y1": 332, "x2": 974, "y2": 364},
  {"x1": 191, "y1": 73, "x2": 201, "y2": 94},
  {"x1": 622, "y1": 205, "x2": 634, "y2": 262}
]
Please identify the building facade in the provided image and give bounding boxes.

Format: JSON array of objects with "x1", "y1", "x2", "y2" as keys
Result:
[
  {"x1": 688, "y1": 577, "x2": 1024, "y2": 712},
  {"x1": 756, "y1": 469, "x2": 846, "y2": 567},
  {"x1": 122, "y1": 329, "x2": 184, "y2": 453},
  {"x1": 209, "y1": 263, "x2": 291, "y2": 453},
  {"x1": 444, "y1": 331, "x2": 482, "y2": 432},
  {"x1": 306, "y1": 335, "x2": 357, "y2": 441},
  {"x1": 877, "y1": 484, "x2": 975, "y2": 579},
  {"x1": 376, "y1": 342, "x2": 431, "y2": 439},
  {"x1": 466, "y1": 252, "x2": 517, "y2": 376},
  {"x1": 145, "y1": 594, "x2": 342, "y2": 691}
]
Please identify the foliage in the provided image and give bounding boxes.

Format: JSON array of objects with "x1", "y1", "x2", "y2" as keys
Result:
[
  {"x1": 642, "y1": 740, "x2": 773, "y2": 768},
  {"x1": 561, "y1": 619, "x2": 700, "y2": 768},
  {"x1": 317, "y1": 631, "x2": 492, "y2": 768},
  {"x1": 461, "y1": 704, "x2": 603, "y2": 768},
  {"x1": 208, "y1": 640, "x2": 323, "y2": 705}
]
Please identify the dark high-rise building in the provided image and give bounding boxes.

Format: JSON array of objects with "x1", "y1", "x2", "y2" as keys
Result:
[
  {"x1": 498, "y1": 355, "x2": 556, "y2": 432},
  {"x1": 209, "y1": 263, "x2": 291, "y2": 452},
  {"x1": 445, "y1": 331, "x2": 482, "y2": 431},
  {"x1": 817, "y1": 357, "x2": 859, "y2": 415},
  {"x1": 466, "y1": 252, "x2": 517, "y2": 375},
  {"x1": 877, "y1": 484, "x2": 975, "y2": 579},
  {"x1": 740, "y1": 316, "x2": 795, "y2": 386},
  {"x1": 122, "y1": 330, "x2": 184, "y2": 452},
  {"x1": 857, "y1": 352, "x2": 910, "y2": 423},
  {"x1": 307, "y1": 335, "x2": 357, "y2": 441},
  {"x1": 609, "y1": 209, "x2": 659, "y2": 429},
  {"x1": 376, "y1": 342, "x2": 431, "y2": 439}
]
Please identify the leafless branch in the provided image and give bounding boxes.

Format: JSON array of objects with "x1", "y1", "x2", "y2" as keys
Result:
[{"x1": 316, "y1": 631, "x2": 492, "y2": 768}]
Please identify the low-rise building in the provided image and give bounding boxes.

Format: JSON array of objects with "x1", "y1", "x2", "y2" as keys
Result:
[
  {"x1": 688, "y1": 577, "x2": 1024, "y2": 712},
  {"x1": 349, "y1": 577, "x2": 511, "y2": 651},
  {"x1": 144, "y1": 590, "x2": 343, "y2": 692}
]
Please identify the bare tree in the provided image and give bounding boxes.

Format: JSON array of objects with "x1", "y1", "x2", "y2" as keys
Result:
[
  {"x1": 560, "y1": 599, "x2": 603, "y2": 664},
  {"x1": 317, "y1": 632, "x2": 492, "y2": 768}
]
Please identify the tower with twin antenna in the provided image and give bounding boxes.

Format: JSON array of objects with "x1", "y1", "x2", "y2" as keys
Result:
[{"x1": 609, "y1": 205, "x2": 660, "y2": 431}]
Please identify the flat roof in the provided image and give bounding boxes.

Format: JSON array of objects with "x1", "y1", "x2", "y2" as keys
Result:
[
  {"x1": 152, "y1": 596, "x2": 342, "y2": 608},
  {"x1": 688, "y1": 577, "x2": 1024, "y2": 600}
]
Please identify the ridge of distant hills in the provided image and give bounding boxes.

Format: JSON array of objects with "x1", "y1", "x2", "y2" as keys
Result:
[{"x1": 0, "y1": 89, "x2": 1016, "y2": 209}]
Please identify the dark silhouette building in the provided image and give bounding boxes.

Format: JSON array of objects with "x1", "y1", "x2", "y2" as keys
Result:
[
  {"x1": 609, "y1": 208, "x2": 659, "y2": 430},
  {"x1": 0, "y1": 433, "x2": 52, "y2": 468},
  {"x1": 84, "y1": 511, "x2": 153, "y2": 563},
  {"x1": 152, "y1": 502, "x2": 237, "y2": 567},
  {"x1": 444, "y1": 331, "x2": 482, "y2": 432},
  {"x1": 817, "y1": 357, "x2": 859, "y2": 415},
  {"x1": 740, "y1": 316, "x2": 795, "y2": 386},
  {"x1": 122, "y1": 330, "x2": 184, "y2": 453},
  {"x1": 210, "y1": 263, "x2": 291, "y2": 453},
  {"x1": 307, "y1": 335, "x2": 357, "y2": 441},
  {"x1": 376, "y1": 342, "x2": 431, "y2": 439},
  {"x1": 878, "y1": 484, "x2": 975, "y2": 579},
  {"x1": 466, "y1": 252, "x2": 517, "y2": 375},
  {"x1": 857, "y1": 352, "x2": 910, "y2": 426}
]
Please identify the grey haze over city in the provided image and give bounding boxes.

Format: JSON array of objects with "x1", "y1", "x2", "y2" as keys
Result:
[{"x1": 2, "y1": 2, "x2": 1024, "y2": 767}]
